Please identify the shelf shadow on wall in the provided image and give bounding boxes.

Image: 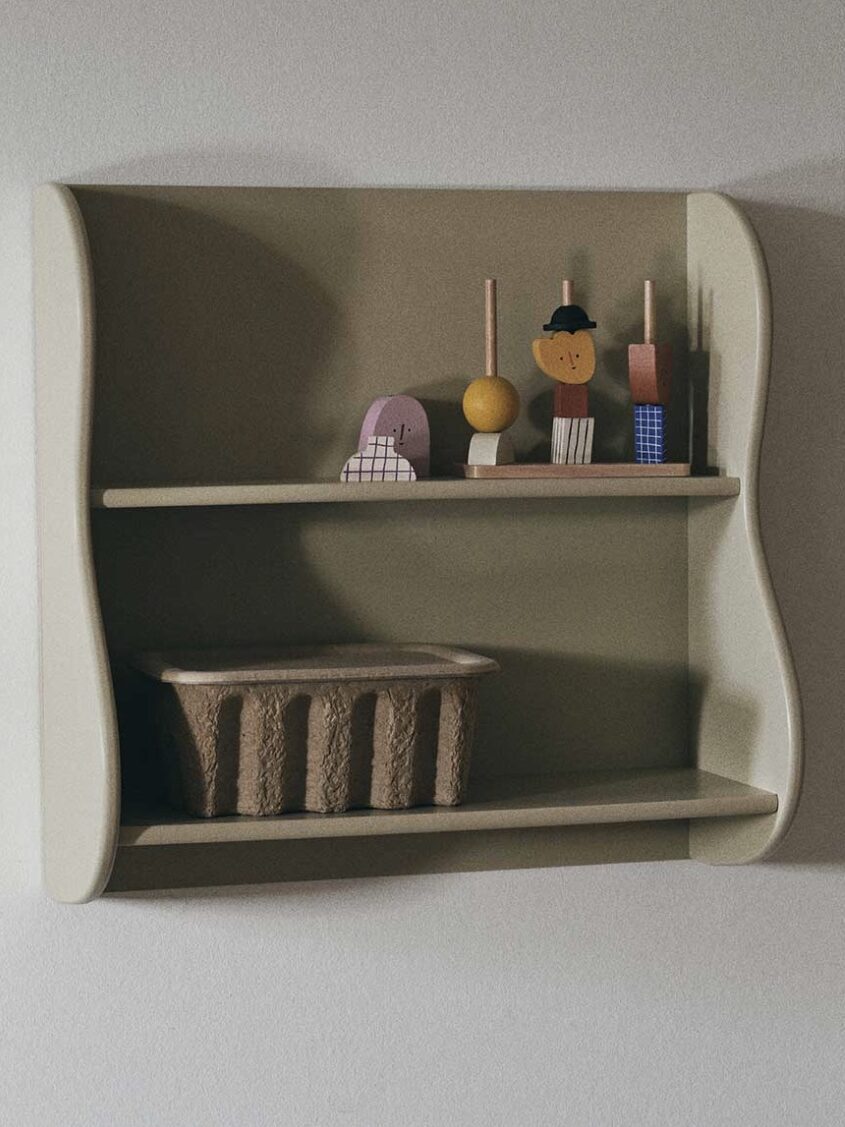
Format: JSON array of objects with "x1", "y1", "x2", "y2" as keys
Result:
[
  {"x1": 93, "y1": 500, "x2": 367, "y2": 810},
  {"x1": 686, "y1": 678, "x2": 760, "y2": 784},
  {"x1": 74, "y1": 185, "x2": 359, "y2": 485}
]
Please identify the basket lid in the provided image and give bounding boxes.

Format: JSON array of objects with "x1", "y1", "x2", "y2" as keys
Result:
[{"x1": 130, "y1": 643, "x2": 499, "y2": 685}]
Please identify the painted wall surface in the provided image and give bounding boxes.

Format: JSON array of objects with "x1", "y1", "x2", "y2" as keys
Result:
[{"x1": 1, "y1": 2, "x2": 843, "y2": 1124}]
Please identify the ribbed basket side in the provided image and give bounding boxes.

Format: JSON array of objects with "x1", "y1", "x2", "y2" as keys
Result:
[
  {"x1": 305, "y1": 687, "x2": 356, "y2": 813},
  {"x1": 160, "y1": 676, "x2": 479, "y2": 817},
  {"x1": 370, "y1": 684, "x2": 419, "y2": 809},
  {"x1": 239, "y1": 687, "x2": 305, "y2": 814},
  {"x1": 434, "y1": 680, "x2": 478, "y2": 806},
  {"x1": 161, "y1": 683, "x2": 236, "y2": 817}
]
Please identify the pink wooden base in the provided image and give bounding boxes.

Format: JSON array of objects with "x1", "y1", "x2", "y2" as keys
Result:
[{"x1": 460, "y1": 462, "x2": 691, "y2": 479}]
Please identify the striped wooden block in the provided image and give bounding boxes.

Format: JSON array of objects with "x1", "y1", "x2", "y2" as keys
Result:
[{"x1": 551, "y1": 416, "x2": 594, "y2": 465}]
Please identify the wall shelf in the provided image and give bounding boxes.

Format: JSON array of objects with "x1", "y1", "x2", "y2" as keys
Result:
[
  {"x1": 91, "y1": 476, "x2": 741, "y2": 509},
  {"x1": 121, "y1": 768, "x2": 777, "y2": 847},
  {"x1": 34, "y1": 183, "x2": 802, "y2": 902}
]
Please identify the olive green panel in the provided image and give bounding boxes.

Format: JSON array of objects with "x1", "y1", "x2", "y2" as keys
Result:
[
  {"x1": 93, "y1": 495, "x2": 689, "y2": 792},
  {"x1": 71, "y1": 186, "x2": 689, "y2": 485},
  {"x1": 77, "y1": 186, "x2": 692, "y2": 873}
]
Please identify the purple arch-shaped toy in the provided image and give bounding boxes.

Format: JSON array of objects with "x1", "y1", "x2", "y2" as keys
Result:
[{"x1": 358, "y1": 395, "x2": 430, "y2": 478}]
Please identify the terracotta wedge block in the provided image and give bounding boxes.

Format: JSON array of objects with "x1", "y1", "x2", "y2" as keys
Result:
[
  {"x1": 628, "y1": 342, "x2": 672, "y2": 405},
  {"x1": 553, "y1": 382, "x2": 589, "y2": 418}
]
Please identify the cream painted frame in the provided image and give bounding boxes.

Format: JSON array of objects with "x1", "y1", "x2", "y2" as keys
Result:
[
  {"x1": 34, "y1": 184, "x2": 120, "y2": 902},
  {"x1": 33, "y1": 184, "x2": 802, "y2": 901},
  {"x1": 686, "y1": 194, "x2": 803, "y2": 862}
]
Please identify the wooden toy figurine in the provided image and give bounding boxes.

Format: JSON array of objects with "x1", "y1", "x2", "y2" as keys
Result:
[
  {"x1": 532, "y1": 280, "x2": 596, "y2": 464},
  {"x1": 341, "y1": 394, "x2": 430, "y2": 481},
  {"x1": 462, "y1": 279, "x2": 520, "y2": 465},
  {"x1": 628, "y1": 280, "x2": 672, "y2": 463}
]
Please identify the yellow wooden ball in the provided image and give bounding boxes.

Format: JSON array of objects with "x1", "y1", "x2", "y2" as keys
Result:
[{"x1": 462, "y1": 376, "x2": 520, "y2": 433}]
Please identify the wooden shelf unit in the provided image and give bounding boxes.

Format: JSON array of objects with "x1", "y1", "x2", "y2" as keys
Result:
[{"x1": 34, "y1": 184, "x2": 802, "y2": 902}]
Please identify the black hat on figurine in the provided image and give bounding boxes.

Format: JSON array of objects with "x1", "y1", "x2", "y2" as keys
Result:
[{"x1": 543, "y1": 304, "x2": 597, "y2": 333}]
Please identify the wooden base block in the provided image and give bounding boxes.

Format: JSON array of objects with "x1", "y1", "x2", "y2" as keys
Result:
[
  {"x1": 460, "y1": 462, "x2": 691, "y2": 479},
  {"x1": 467, "y1": 431, "x2": 515, "y2": 466}
]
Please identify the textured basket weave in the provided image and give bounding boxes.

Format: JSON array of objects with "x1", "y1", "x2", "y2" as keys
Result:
[{"x1": 133, "y1": 645, "x2": 498, "y2": 817}]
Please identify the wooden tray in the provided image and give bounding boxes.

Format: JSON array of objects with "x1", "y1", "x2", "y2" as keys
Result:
[{"x1": 461, "y1": 462, "x2": 691, "y2": 479}]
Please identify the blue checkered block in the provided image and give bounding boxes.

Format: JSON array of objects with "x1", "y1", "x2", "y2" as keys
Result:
[{"x1": 634, "y1": 404, "x2": 666, "y2": 464}]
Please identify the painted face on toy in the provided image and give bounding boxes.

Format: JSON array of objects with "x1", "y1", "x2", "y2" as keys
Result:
[
  {"x1": 358, "y1": 394, "x2": 431, "y2": 477},
  {"x1": 532, "y1": 329, "x2": 596, "y2": 385}
]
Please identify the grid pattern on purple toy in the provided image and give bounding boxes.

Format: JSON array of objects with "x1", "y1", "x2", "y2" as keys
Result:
[
  {"x1": 342, "y1": 435, "x2": 416, "y2": 482},
  {"x1": 634, "y1": 404, "x2": 666, "y2": 464}
]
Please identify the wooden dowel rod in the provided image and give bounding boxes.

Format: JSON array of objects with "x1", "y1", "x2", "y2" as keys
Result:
[
  {"x1": 485, "y1": 278, "x2": 497, "y2": 377},
  {"x1": 644, "y1": 279, "x2": 656, "y2": 344},
  {"x1": 562, "y1": 278, "x2": 574, "y2": 306}
]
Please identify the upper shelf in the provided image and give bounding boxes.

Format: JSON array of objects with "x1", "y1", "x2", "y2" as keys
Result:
[{"x1": 91, "y1": 476, "x2": 740, "y2": 508}]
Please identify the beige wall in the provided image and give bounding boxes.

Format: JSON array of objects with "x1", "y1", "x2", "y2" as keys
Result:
[{"x1": 1, "y1": 1, "x2": 843, "y2": 1123}]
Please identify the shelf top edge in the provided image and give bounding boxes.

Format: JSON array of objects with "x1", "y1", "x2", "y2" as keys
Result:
[
  {"x1": 57, "y1": 182, "x2": 695, "y2": 199},
  {"x1": 120, "y1": 768, "x2": 777, "y2": 847},
  {"x1": 91, "y1": 476, "x2": 741, "y2": 508}
]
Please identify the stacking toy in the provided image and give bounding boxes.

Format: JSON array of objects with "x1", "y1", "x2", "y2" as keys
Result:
[
  {"x1": 463, "y1": 279, "x2": 520, "y2": 465},
  {"x1": 532, "y1": 279, "x2": 597, "y2": 464}
]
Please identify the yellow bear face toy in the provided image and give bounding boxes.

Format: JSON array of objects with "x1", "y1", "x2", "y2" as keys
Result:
[
  {"x1": 532, "y1": 302, "x2": 598, "y2": 386},
  {"x1": 532, "y1": 329, "x2": 596, "y2": 385}
]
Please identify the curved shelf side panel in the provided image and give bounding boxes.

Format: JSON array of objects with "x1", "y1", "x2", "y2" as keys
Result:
[
  {"x1": 35, "y1": 184, "x2": 120, "y2": 902},
  {"x1": 687, "y1": 192, "x2": 803, "y2": 863}
]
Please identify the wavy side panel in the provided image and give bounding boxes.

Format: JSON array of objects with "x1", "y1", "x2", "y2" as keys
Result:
[
  {"x1": 35, "y1": 184, "x2": 120, "y2": 902},
  {"x1": 687, "y1": 192, "x2": 802, "y2": 863}
]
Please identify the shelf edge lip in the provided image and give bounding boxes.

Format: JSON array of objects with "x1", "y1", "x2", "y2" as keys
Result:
[
  {"x1": 90, "y1": 476, "x2": 741, "y2": 509},
  {"x1": 120, "y1": 788, "x2": 777, "y2": 847}
]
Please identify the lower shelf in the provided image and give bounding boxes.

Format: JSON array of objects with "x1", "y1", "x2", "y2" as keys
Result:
[{"x1": 120, "y1": 768, "x2": 777, "y2": 847}]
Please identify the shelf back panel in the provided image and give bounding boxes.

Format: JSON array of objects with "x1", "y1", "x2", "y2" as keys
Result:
[
  {"x1": 93, "y1": 496, "x2": 689, "y2": 789},
  {"x1": 71, "y1": 186, "x2": 689, "y2": 485}
]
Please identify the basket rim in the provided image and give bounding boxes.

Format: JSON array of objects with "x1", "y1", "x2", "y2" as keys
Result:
[{"x1": 130, "y1": 643, "x2": 500, "y2": 686}]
